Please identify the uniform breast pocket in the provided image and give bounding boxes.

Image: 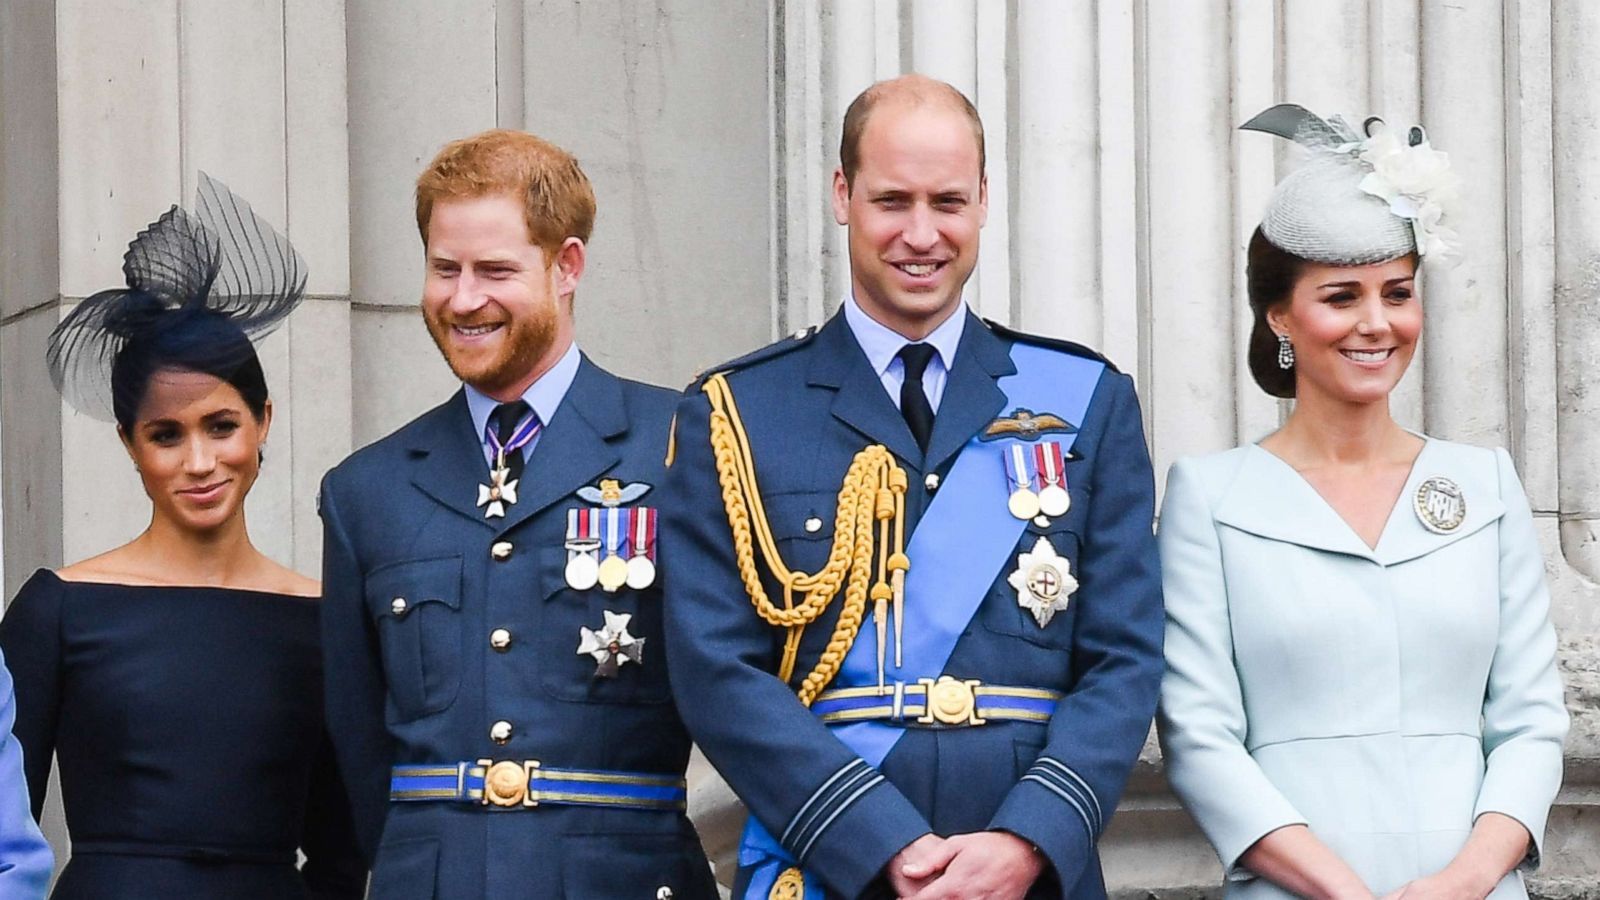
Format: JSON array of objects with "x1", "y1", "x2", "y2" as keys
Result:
[
  {"x1": 763, "y1": 491, "x2": 838, "y2": 576},
  {"x1": 538, "y1": 546, "x2": 672, "y2": 705},
  {"x1": 980, "y1": 525, "x2": 1083, "y2": 650},
  {"x1": 366, "y1": 556, "x2": 464, "y2": 721}
]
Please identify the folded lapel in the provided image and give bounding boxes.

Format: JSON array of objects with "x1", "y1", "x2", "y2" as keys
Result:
[
  {"x1": 408, "y1": 391, "x2": 500, "y2": 530},
  {"x1": 1375, "y1": 441, "x2": 1506, "y2": 566},
  {"x1": 809, "y1": 314, "x2": 925, "y2": 470},
  {"x1": 492, "y1": 356, "x2": 624, "y2": 537},
  {"x1": 1214, "y1": 445, "x2": 1379, "y2": 562},
  {"x1": 923, "y1": 313, "x2": 1014, "y2": 475}
]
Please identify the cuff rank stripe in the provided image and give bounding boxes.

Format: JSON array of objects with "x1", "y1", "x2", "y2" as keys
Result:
[
  {"x1": 1022, "y1": 758, "x2": 1103, "y2": 835},
  {"x1": 781, "y1": 758, "x2": 885, "y2": 863}
]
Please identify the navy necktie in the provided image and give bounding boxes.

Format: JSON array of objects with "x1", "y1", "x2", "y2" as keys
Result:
[
  {"x1": 897, "y1": 343, "x2": 937, "y2": 452},
  {"x1": 491, "y1": 400, "x2": 532, "y2": 483}
]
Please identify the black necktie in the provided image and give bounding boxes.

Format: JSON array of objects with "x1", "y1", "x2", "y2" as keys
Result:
[
  {"x1": 491, "y1": 400, "x2": 532, "y2": 484},
  {"x1": 897, "y1": 343, "x2": 937, "y2": 452}
]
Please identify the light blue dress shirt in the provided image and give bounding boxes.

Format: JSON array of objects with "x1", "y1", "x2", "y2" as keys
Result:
[
  {"x1": 841, "y1": 294, "x2": 965, "y2": 414},
  {"x1": 463, "y1": 341, "x2": 581, "y2": 466},
  {"x1": 0, "y1": 646, "x2": 52, "y2": 898}
]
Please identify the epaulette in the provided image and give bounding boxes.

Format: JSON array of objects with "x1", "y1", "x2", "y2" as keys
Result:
[
  {"x1": 982, "y1": 318, "x2": 1121, "y2": 373},
  {"x1": 685, "y1": 324, "x2": 821, "y2": 389}
]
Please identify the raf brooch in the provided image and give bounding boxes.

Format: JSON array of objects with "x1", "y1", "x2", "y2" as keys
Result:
[
  {"x1": 1007, "y1": 536, "x2": 1077, "y2": 628},
  {"x1": 1414, "y1": 476, "x2": 1466, "y2": 534}
]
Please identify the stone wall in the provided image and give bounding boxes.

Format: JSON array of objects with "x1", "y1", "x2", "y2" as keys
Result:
[{"x1": 2, "y1": 1, "x2": 1595, "y2": 892}]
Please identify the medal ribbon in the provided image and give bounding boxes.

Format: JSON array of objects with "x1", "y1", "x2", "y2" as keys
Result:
[
  {"x1": 633, "y1": 507, "x2": 656, "y2": 561},
  {"x1": 1036, "y1": 441, "x2": 1066, "y2": 491},
  {"x1": 603, "y1": 507, "x2": 630, "y2": 560},
  {"x1": 486, "y1": 412, "x2": 542, "y2": 467},
  {"x1": 738, "y1": 344, "x2": 1107, "y2": 899},
  {"x1": 1003, "y1": 443, "x2": 1037, "y2": 492}
]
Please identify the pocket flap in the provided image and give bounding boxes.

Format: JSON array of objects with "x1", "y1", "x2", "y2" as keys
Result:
[{"x1": 366, "y1": 555, "x2": 464, "y2": 616}]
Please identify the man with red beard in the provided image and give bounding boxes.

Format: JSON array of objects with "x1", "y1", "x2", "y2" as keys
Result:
[{"x1": 319, "y1": 130, "x2": 718, "y2": 899}]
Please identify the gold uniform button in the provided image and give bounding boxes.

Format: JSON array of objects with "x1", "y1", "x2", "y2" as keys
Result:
[
  {"x1": 489, "y1": 720, "x2": 513, "y2": 744},
  {"x1": 490, "y1": 629, "x2": 512, "y2": 651},
  {"x1": 491, "y1": 541, "x2": 513, "y2": 561},
  {"x1": 924, "y1": 473, "x2": 940, "y2": 492},
  {"x1": 390, "y1": 597, "x2": 408, "y2": 617}
]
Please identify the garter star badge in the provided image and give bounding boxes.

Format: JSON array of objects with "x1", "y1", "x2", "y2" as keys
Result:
[
  {"x1": 1007, "y1": 536, "x2": 1077, "y2": 628},
  {"x1": 1413, "y1": 476, "x2": 1466, "y2": 534},
  {"x1": 577, "y1": 610, "x2": 645, "y2": 677}
]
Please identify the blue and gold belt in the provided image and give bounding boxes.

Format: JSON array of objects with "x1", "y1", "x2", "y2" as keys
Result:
[
  {"x1": 811, "y1": 676, "x2": 1060, "y2": 727},
  {"x1": 390, "y1": 760, "x2": 687, "y2": 810}
]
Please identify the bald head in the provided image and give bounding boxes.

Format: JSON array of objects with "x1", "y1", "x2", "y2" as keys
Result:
[{"x1": 839, "y1": 74, "x2": 985, "y2": 192}]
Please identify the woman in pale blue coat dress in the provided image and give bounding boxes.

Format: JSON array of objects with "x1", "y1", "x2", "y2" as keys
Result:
[{"x1": 1157, "y1": 105, "x2": 1567, "y2": 900}]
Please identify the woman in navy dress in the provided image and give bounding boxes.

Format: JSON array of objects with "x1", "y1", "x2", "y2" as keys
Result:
[{"x1": 0, "y1": 176, "x2": 364, "y2": 899}]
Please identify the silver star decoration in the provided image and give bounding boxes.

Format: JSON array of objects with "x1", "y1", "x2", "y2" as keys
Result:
[
  {"x1": 576, "y1": 610, "x2": 646, "y2": 677},
  {"x1": 1006, "y1": 536, "x2": 1078, "y2": 628},
  {"x1": 476, "y1": 463, "x2": 520, "y2": 519}
]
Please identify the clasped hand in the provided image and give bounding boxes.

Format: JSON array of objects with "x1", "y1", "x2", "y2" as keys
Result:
[{"x1": 886, "y1": 831, "x2": 1044, "y2": 900}]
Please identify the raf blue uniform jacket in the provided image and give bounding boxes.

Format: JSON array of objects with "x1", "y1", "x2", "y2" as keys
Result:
[
  {"x1": 662, "y1": 311, "x2": 1164, "y2": 899},
  {"x1": 320, "y1": 356, "x2": 717, "y2": 900}
]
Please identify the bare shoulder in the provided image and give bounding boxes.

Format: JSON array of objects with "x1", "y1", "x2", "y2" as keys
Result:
[
  {"x1": 260, "y1": 559, "x2": 320, "y2": 598},
  {"x1": 56, "y1": 544, "x2": 150, "y2": 584}
]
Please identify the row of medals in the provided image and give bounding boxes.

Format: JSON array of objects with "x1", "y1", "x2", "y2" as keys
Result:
[
  {"x1": 1005, "y1": 440, "x2": 1072, "y2": 521},
  {"x1": 565, "y1": 528, "x2": 655, "y2": 592}
]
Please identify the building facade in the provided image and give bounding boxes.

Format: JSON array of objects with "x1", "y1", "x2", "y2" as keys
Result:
[{"x1": 1, "y1": 1, "x2": 1595, "y2": 893}]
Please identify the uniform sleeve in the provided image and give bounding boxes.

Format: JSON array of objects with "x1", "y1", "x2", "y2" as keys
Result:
[
  {"x1": 299, "y1": 729, "x2": 370, "y2": 899},
  {"x1": 0, "y1": 574, "x2": 64, "y2": 822},
  {"x1": 661, "y1": 390, "x2": 931, "y2": 899},
  {"x1": 1154, "y1": 457, "x2": 1307, "y2": 880},
  {"x1": 319, "y1": 474, "x2": 396, "y2": 863},
  {"x1": 0, "y1": 645, "x2": 53, "y2": 897},
  {"x1": 1472, "y1": 448, "x2": 1568, "y2": 867},
  {"x1": 986, "y1": 372, "x2": 1166, "y2": 894}
]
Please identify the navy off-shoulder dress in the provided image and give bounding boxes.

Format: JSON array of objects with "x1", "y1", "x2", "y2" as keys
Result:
[{"x1": 0, "y1": 569, "x2": 365, "y2": 899}]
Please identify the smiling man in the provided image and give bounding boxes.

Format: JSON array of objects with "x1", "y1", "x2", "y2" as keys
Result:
[
  {"x1": 319, "y1": 129, "x2": 717, "y2": 899},
  {"x1": 662, "y1": 75, "x2": 1165, "y2": 899}
]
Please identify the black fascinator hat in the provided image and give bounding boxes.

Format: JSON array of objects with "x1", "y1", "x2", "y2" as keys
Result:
[{"x1": 47, "y1": 174, "x2": 306, "y2": 429}]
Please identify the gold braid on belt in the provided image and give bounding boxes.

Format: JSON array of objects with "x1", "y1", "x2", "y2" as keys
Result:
[{"x1": 702, "y1": 372, "x2": 910, "y2": 705}]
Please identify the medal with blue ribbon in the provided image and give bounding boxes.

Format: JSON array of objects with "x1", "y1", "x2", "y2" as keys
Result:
[
  {"x1": 1003, "y1": 442, "x2": 1041, "y2": 520},
  {"x1": 598, "y1": 507, "x2": 631, "y2": 592},
  {"x1": 477, "y1": 413, "x2": 542, "y2": 518}
]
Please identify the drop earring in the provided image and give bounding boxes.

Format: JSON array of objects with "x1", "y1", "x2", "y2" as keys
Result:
[{"x1": 1276, "y1": 333, "x2": 1294, "y2": 370}]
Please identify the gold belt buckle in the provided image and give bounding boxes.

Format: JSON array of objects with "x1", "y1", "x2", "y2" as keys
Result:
[
  {"x1": 477, "y1": 758, "x2": 541, "y2": 808},
  {"x1": 916, "y1": 676, "x2": 985, "y2": 726}
]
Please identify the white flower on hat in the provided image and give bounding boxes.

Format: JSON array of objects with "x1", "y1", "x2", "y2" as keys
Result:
[{"x1": 1347, "y1": 126, "x2": 1462, "y2": 262}]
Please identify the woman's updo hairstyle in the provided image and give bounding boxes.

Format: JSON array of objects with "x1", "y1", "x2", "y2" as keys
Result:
[
  {"x1": 1245, "y1": 228, "x2": 1307, "y2": 400},
  {"x1": 47, "y1": 174, "x2": 304, "y2": 432}
]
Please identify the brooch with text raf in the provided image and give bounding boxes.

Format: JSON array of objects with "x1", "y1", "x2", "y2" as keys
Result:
[{"x1": 1413, "y1": 476, "x2": 1466, "y2": 534}]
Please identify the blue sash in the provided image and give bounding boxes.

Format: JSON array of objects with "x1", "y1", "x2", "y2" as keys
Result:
[{"x1": 739, "y1": 343, "x2": 1106, "y2": 898}]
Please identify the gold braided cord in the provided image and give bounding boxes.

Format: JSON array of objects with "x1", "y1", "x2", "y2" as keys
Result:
[{"x1": 702, "y1": 372, "x2": 908, "y2": 705}]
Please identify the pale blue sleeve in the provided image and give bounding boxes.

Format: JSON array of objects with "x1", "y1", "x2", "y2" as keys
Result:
[
  {"x1": 0, "y1": 647, "x2": 51, "y2": 899},
  {"x1": 1472, "y1": 448, "x2": 1568, "y2": 867},
  {"x1": 1155, "y1": 458, "x2": 1305, "y2": 881}
]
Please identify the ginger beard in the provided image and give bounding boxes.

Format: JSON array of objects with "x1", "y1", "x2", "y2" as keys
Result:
[{"x1": 420, "y1": 193, "x2": 572, "y2": 398}]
